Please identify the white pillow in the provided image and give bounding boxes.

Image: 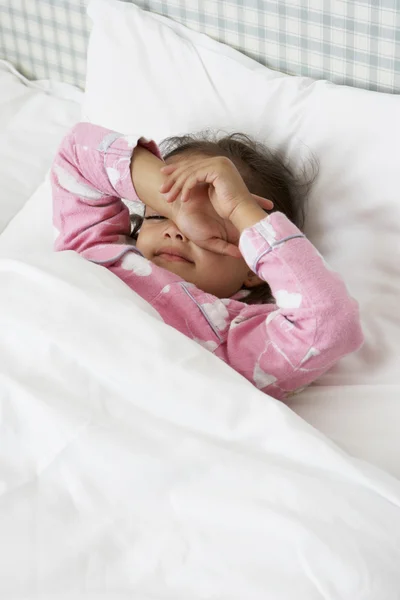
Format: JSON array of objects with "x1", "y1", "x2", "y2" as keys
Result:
[
  {"x1": 83, "y1": 0, "x2": 400, "y2": 391},
  {"x1": 0, "y1": 60, "x2": 82, "y2": 233}
]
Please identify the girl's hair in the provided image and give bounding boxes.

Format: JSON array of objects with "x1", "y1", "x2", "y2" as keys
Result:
[{"x1": 131, "y1": 131, "x2": 318, "y2": 305}]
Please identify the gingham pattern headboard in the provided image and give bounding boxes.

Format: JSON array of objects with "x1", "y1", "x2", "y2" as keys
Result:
[{"x1": 1, "y1": 0, "x2": 399, "y2": 94}]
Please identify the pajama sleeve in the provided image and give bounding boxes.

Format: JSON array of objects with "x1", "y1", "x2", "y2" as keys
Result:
[
  {"x1": 51, "y1": 122, "x2": 185, "y2": 302},
  {"x1": 213, "y1": 212, "x2": 364, "y2": 399}
]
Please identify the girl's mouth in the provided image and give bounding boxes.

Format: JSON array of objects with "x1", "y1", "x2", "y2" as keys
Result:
[
  {"x1": 155, "y1": 248, "x2": 194, "y2": 263},
  {"x1": 156, "y1": 253, "x2": 192, "y2": 263}
]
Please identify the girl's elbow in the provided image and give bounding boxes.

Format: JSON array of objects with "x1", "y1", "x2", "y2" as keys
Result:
[
  {"x1": 337, "y1": 299, "x2": 364, "y2": 354},
  {"x1": 350, "y1": 312, "x2": 364, "y2": 353},
  {"x1": 316, "y1": 298, "x2": 364, "y2": 360}
]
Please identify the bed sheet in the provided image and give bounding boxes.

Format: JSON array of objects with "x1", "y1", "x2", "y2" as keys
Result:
[
  {"x1": 1, "y1": 179, "x2": 400, "y2": 482},
  {"x1": 1, "y1": 244, "x2": 400, "y2": 598},
  {"x1": 0, "y1": 59, "x2": 82, "y2": 234}
]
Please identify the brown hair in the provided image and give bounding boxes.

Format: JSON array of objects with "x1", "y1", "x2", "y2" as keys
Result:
[{"x1": 131, "y1": 131, "x2": 318, "y2": 304}]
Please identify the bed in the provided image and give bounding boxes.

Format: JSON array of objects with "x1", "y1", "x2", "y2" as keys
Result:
[{"x1": 1, "y1": 1, "x2": 400, "y2": 598}]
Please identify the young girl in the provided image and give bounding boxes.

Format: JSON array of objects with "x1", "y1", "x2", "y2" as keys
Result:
[{"x1": 51, "y1": 122, "x2": 363, "y2": 400}]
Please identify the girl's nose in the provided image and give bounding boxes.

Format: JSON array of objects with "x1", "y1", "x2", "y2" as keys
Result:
[{"x1": 163, "y1": 222, "x2": 188, "y2": 242}]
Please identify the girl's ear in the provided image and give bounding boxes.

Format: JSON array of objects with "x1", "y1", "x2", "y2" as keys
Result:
[{"x1": 243, "y1": 270, "x2": 263, "y2": 288}]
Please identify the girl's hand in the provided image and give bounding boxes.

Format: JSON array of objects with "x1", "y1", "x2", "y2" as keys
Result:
[{"x1": 160, "y1": 156, "x2": 273, "y2": 221}]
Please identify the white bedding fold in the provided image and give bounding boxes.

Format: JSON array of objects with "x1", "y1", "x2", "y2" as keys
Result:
[{"x1": 1, "y1": 251, "x2": 400, "y2": 598}]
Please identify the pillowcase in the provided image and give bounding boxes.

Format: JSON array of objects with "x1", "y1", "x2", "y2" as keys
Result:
[
  {"x1": 0, "y1": 59, "x2": 82, "y2": 233},
  {"x1": 83, "y1": 0, "x2": 400, "y2": 390}
]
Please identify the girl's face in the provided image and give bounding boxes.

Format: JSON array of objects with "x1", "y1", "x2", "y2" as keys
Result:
[{"x1": 136, "y1": 205, "x2": 256, "y2": 298}]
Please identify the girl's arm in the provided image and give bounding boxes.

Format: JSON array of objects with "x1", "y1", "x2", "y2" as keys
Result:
[
  {"x1": 217, "y1": 208, "x2": 364, "y2": 399},
  {"x1": 51, "y1": 121, "x2": 191, "y2": 306},
  {"x1": 51, "y1": 121, "x2": 171, "y2": 262},
  {"x1": 51, "y1": 122, "x2": 240, "y2": 260},
  {"x1": 159, "y1": 155, "x2": 364, "y2": 399}
]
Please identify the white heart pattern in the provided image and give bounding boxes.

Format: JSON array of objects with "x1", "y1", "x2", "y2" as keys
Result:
[
  {"x1": 106, "y1": 167, "x2": 121, "y2": 188},
  {"x1": 121, "y1": 252, "x2": 152, "y2": 276},
  {"x1": 193, "y1": 338, "x2": 218, "y2": 352},
  {"x1": 300, "y1": 346, "x2": 320, "y2": 365},
  {"x1": 266, "y1": 310, "x2": 279, "y2": 325},
  {"x1": 275, "y1": 290, "x2": 302, "y2": 309},
  {"x1": 53, "y1": 164, "x2": 103, "y2": 200},
  {"x1": 253, "y1": 362, "x2": 277, "y2": 390},
  {"x1": 202, "y1": 301, "x2": 230, "y2": 331}
]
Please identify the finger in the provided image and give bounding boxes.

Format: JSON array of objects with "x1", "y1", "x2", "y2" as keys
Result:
[
  {"x1": 197, "y1": 237, "x2": 242, "y2": 258},
  {"x1": 160, "y1": 169, "x2": 188, "y2": 194},
  {"x1": 160, "y1": 176, "x2": 177, "y2": 194},
  {"x1": 251, "y1": 194, "x2": 274, "y2": 209},
  {"x1": 251, "y1": 194, "x2": 274, "y2": 210},
  {"x1": 258, "y1": 198, "x2": 274, "y2": 210},
  {"x1": 160, "y1": 158, "x2": 205, "y2": 181},
  {"x1": 180, "y1": 171, "x2": 209, "y2": 202},
  {"x1": 161, "y1": 157, "x2": 207, "y2": 171},
  {"x1": 166, "y1": 166, "x2": 209, "y2": 203},
  {"x1": 160, "y1": 164, "x2": 178, "y2": 173},
  {"x1": 163, "y1": 173, "x2": 191, "y2": 203},
  {"x1": 160, "y1": 164, "x2": 196, "y2": 197},
  {"x1": 159, "y1": 166, "x2": 183, "y2": 193}
]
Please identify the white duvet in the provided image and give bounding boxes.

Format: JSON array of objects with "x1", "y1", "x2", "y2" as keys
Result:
[{"x1": 1, "y1": 248, "x2": 400, "y2": 598}]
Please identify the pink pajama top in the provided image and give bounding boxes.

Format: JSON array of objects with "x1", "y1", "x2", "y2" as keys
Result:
[{"x1": 51, "y1": 123, "x2": 363, "y2": 400}]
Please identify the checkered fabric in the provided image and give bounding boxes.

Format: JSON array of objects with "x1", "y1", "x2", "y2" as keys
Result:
[{"x1": 0, "y1": 0, "x2": 399, "y2": 93}]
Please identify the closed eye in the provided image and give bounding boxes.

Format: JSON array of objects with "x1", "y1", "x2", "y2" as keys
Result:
[{"x1": 144, "y1": 215, "x2": 166, "y2": 220}]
